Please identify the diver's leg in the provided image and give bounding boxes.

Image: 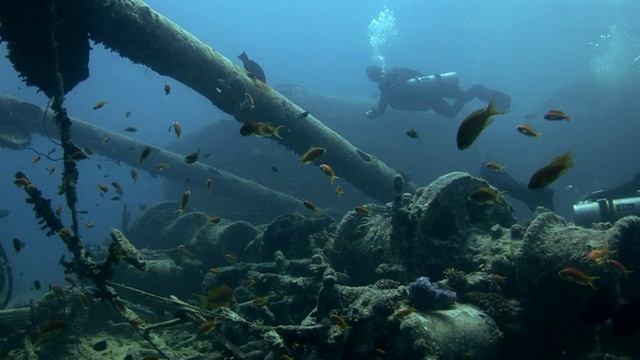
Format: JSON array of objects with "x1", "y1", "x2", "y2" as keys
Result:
[
  {"x1": 467, "y1": 84, "x2": 512, "y2": 110},
  {"x1": 430, "y1": 97, "x2": 466, "y2": 119}
]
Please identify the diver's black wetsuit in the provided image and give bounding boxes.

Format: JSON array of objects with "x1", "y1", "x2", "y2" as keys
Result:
[{"x1": 366, "y1": 66, "x2": 511, "y2": 119}]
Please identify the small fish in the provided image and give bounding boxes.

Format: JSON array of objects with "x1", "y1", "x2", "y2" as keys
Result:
[
  {"x1": 330, "y1": 314, "x2": 350, "y2": 332},
  {"x1": 608, "y1": 259, "x2": 633, "y2": 278},
  {"x1": 223, "y1": 253, "x2": 237, "y2": 262},
  {"x1": 175, "y1": 245, "x2": 195, "y2": 257},
  {"x1": 405, "y1": 128, "x2": 420, "y2": 139},
  {"x1": 528, "y1": 151, "x2": 575, "y2": 189},
  {"x1": 355, "y1": 205, "x2": 372, "y2": 214},
  {"x1": 489, "y1": 274, "x2": 507, "y2": 283},
  {"x1": 558, "y1": 267, "x2": 599, "y2": 290},
  {"x1": 252, "y1": 297, "x2": 269, "y2": 306},
  {"x1": 32, "y1": 155, "x2": 41, "y2": 164},
  {"x1": 47, "y1": 166, "x2": 56, "y2": 175},
  {"x1": 102, "y1": 136, "x2": 111, "y2": 144},
  {"x1": 178, "y1": 190, "x2": 191, "y2": 215},
  {"x1": 588, "y1": 248, "x2": 615, "y2": 264},
  {"x1": 544, "y1": 110, "x2": 571, "y2": 122},
  {"x1": 172, "y1": 121, "x2": 182, "y2": 139},
  {"x1": 68, "y1": 150, "x2": 89, "y2": 162},
  {"x1": 111, "y1": 196, "x2": 121, "y2": 201},
  {"x1": 208, "y1": 216, "x2": 221, "y2": 223},
  {"x1": 156, "y1": 162, "x2": 171, "y2": 170},
  {"x1": 336, "y1": 185, "x2": 343, "y2": 199},
  {"x1": 282, "y1": 355, "x2": 294, "y2": 360},
  {"x1": 393, "y1": 306, "x2": 416, "y2": 317},
  {"x1": 184, "y1": 149, "x2": 200, "y2": 164},
  {"x1": 205, "y1": 178, "x2": 213, "y2": 193},
  {"x1": 97, "y1": 164, "x2": 103, "y2": 170},
  {"x1": 64, "y1": 277, "x2": 77, "y2": 286},
  {"x1": 299, "y1": 146, "x2": 326, "y2": 165},
  {"x1": 240, "y1": 121, "x2": 283, "y2": 138},
  {"x1": 243, "y1": 92, "x2": 255, "y2": 110},
  {"x1": 13, "y1": 177, "x2": 31, "y2": 188},
  {"x1": 484, "y1": 161, "x2": 506, "y2": 172},
  {"x1": 138, "y1": 146, "x2": 153, "y2": 163},
  {"x1": 209, "y1": 267, "x2": 220, "y2": 274},
  {"x1": 197, "y1": 320, "x2": 219, "y2": 335},
  {"x1": 50, "y1": 285, "x2": 67, "y2": 297},
  {"x1": 130, "y1": 169, "x2": 138, "y2": 183},
  {"x1": 319, "y1": 164, "x2": 339, "y2": 184},
  {"x1": 468, "y1": 186, "x2": 503, "y2": 204},
  {"x1": 93, "y1": 101, "x2": 108, "y2": 110},
  {"x1": 238, "y1": 51, "x2": 266, "y2": 83},
  {"x1": 123, "y1": 127, "x2": 138, "y2": 133},
  {"x1": 92, "y1": 340, "x2": 108, "y2": 351},
  {"x1": 85, "y1": 221, "x2": 95, "y2": 229},
  {"x1": 55, "y1": 205, "x2": 63, "y2": 216},
  {"x1": 84, "y1": 147, "x2": 95, "y2": 155},
  {"x1": 303, "y1": 200, "x2": 318, "y2": 213},
  {"x1": 125, "y1": 111, "x2": 132, "y2": 118},
  {"x1": 164, "y1": 82, "x2": 171, "y2": 96},
  {"x1": 13, "y1": 238, "x2": 25, "y2": 253},
  {"x1": 516, "y1": 124, "x2": 542, "y2": 139},
  {"x1": 98, "y1": 184, "x2": 108, "y2": 193},
  {"x1": 33, "y1": 280, "x2": 41, "y2": 290},
  {"x1": 298, "y1": 111, "x2": 310, "y2": 119},
  {"x1": 270, "y1": 166, "x2": 278, "y2": 173},
  {"x1": 456, "y1": 100, "x2": 508, "y2": 150},
  {"x1": 111, "y1": 181, "x2": 122, "y2": 191},
  {"x1": 39, "y1": 320, "x2": 68, "y2": 335}
]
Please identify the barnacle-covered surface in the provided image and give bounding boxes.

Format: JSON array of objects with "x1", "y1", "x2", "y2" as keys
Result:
[{"x1": 4, "y1": 168, "x2": 640, "y2": 359}]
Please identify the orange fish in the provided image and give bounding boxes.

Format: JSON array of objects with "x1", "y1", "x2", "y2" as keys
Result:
[
  {"x1": 172, "y1": 121, "x2": 182, "y2": 139},
  {"x1": 456, "y1": 100, "x2": 507, "y2": 150},
  {"x1": 138, "y1": 146, "x2": 153, "y2": 163},
  {"x1": 130, "y1": 169, "x2": 138, "y2": 183},
  {"x1": 205, "y1": 178, "x2": 213, "y2": 193},
  {"x1": 354, "y1": 205, "x2": 372, "y2": 214},
  {"x1": 239, "y1": 121, "x2": 283, "y2": 138},
  {"x1": 484, "y1": 161, "x2": 505, "y2": 172},
  {"x1": 208, "y1": 216, "x2": 221, "y2": 224},
  {"x1": 178, "y1": 190, "x2": 191, "y2": 215},
  {"x1": 12, "y1": 238, "x2": 25, "y2": 253},
  {"x1": 319, "y1": 164, "x2": 339, "y2": 184},
  {"x1": 197, "y1": 320, "x2": 219, "y2": 335},
  {"x1": 164, "y1": 82, "x2": 171, "y2": 96},
  {"x1": 393, "y1": 306, "x2": 416, "y2": 317},
  {"x1": 528, "y1": 151, "x2": 575, "y2": 189},
  {"x1": 588, "y1": 248, "x2": 615, "y2": 264},
  {"x1": 303, "y1": 200, "x2": 318, "y2": 213},
  {"x1": 516, "y1": 124, "x2": 542, "y2": 139},
  {"x1": 558, "y1": 267, "x2": 599, "y2": 290},
  {"x1": 468, "y1": 186, "x2": 503, "y2": 204},
  {"x1": 93, "y1": 101, "x2": 108, "y2": 110},
  {"x1": 39, "y1": 320, "x2": 68, "y2": 335},
  {"x1": 544, "y1": 110, "x2": 570, "y2": 122},
  {"x1": 608, "y1": 259, "x2": 633, "y2": 278},
  {"x1": 299, "y1": 147, "x2": 326, "y2": 165},
  {"x1": 330, "y1": 314, "x2": 350, "y2": 332}
]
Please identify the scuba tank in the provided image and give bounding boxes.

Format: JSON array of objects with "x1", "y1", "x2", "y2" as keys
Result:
[{"x1": 406, "y1": 72, "x2": 459, "y2": 96}]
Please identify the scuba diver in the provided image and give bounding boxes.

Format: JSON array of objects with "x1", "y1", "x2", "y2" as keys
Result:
[{"x1": 365, "y1": 65, "x2": 512, "y2": 119}]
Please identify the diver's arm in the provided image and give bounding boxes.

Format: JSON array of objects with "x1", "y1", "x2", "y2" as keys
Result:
[{"x1": 366, "y1": 93, "x2": 389, "y2": 118}]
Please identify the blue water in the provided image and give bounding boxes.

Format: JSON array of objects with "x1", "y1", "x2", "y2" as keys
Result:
[{"x1": 1, "y1": 0, "x2": 639, "y2": 303}]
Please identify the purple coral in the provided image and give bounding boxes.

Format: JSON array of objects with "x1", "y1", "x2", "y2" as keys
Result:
[{"x1": 408, "y1": 276, "x2": 457, "y2": 311}]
